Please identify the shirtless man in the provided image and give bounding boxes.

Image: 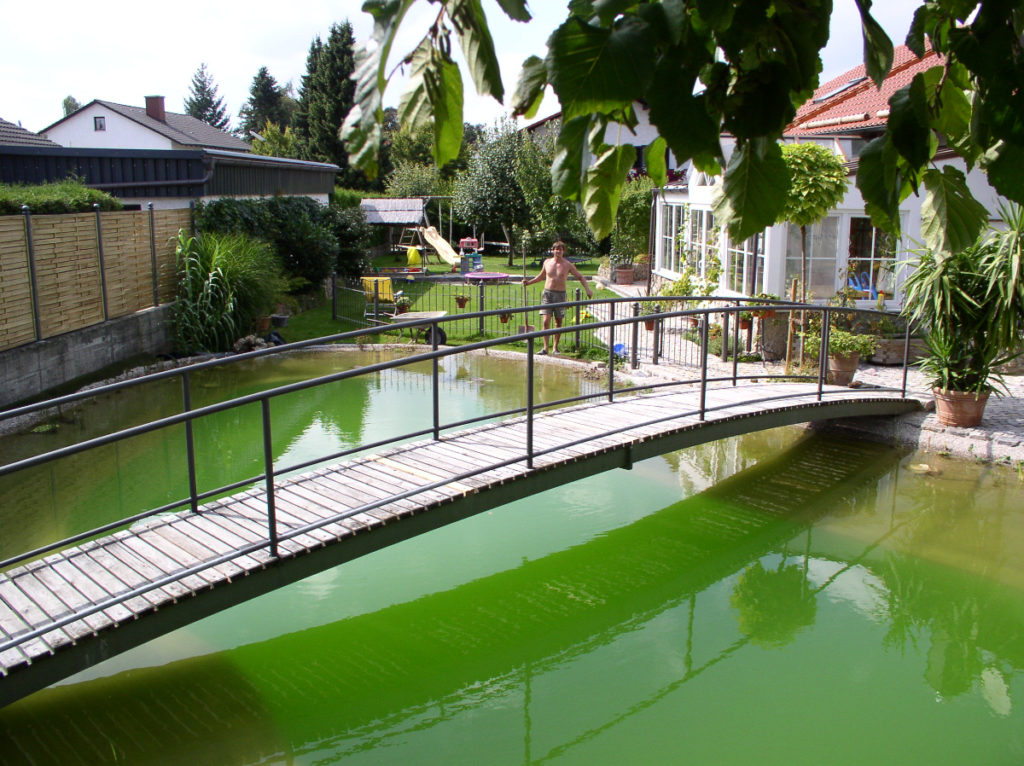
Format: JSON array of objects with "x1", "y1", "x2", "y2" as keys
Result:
[{"x1": 524, "y1": 241, "x2": 593, "y2": 355}]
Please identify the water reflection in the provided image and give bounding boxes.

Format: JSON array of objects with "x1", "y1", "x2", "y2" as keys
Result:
[{"x1": 2, "y1": 433, "x2": 1021, "y2": 764}]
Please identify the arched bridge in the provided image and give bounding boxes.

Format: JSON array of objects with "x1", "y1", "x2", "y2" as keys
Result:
[{"x1": 0, "y1": 300, "x2": 924, "y2": 706}]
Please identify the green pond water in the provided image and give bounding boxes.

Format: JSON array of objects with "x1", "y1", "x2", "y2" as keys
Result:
[{"x1": 0, "y1": 350, "x2": 1022, "y2": 765}]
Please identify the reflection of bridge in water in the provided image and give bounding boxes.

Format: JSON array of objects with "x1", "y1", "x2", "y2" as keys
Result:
[
  {"x1": 0, "y1": 435, "x2": 908, "y2": 763},
  {"x1": 0, "y1": 304, "x2": 924, "y2": 708}
]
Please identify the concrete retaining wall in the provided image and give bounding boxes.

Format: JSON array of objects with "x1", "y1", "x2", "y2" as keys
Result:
[{"x1": 0, "y1": 305, "x2": 174, "y2": 409}]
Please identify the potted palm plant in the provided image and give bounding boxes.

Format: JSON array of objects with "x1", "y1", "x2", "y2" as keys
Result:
[{"x1": 902, "y1": 204, "x2": 1024, "y2": 426}]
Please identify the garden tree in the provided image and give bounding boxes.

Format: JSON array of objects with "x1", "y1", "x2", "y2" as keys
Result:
[
  {"x1": 293, "y1": 36, "x2": 324, "y2": 155},
  {"x1": 385, "y1": 161, "x2": 445, "y2": 197},
  {"x1": 343, "y1": 1, "x2": 1024, "y2": 258},
  {"x1": 777, "y1": 143, "x2": 849, "y2": 304},
  {"x1": 183, "y1": 63, "x2": 230, "y2": 130},
  {"x1": 304, "y1": 21, "x2": 361, "y2": 186},
  {"x1": 61, "y1": 95, "x2": 80, "y2": 117},
  {"x1": 388, "y1": 120, "x2": 481, "y2": 179},
  {"x1": 250, "y1": 120, "x2": 302, "y2": 159},
  {"x1": 514, "y1": 125, "x2": 596, "y2": 256},
  {"x1": 611, "y1": 174, "x2": 657, "y2": 261},
  {"x1": 238, "y1": 67, "x2": 291, "y2": 138},
  {"x1": 452, "y1": 120, "x2": 528, "y2": 266}
]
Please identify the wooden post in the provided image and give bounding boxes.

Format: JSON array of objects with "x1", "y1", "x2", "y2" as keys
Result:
[{"x1": 785, "y1": 278, "x2": 798, "y2": 375}]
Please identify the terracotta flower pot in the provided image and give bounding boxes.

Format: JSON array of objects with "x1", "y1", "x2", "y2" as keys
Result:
[
  {"x1": 738, "y1": 319, "x2": 751, "y2": 330},
  {"x1": 933, "y1": 388, "x2": 990, "y2": 427},
  {"x1": 644, "y1": 319, "x2": 655, "y2": 331},
  {"x1": 615, "y1": 266, "x2": 634, "y2": 284},
  {"x1": 827, "y1": 352, "x2": 860, "y2": 386},
  {"x1": 455, "y1": 296, "x2": 469, "y2": 308},
  {"x1": 499, "y1": 314, "x2": 511, "y2": 324}
]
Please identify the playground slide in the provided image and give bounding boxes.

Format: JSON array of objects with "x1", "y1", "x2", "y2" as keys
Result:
[{"x1": 420, "y1": 226, "x2": 461, "y2": 266}]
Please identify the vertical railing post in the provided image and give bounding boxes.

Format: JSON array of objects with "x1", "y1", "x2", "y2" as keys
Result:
[
  {"x1": 574, "y1": 288, "x2": 582, "y2": 350},
  {"x1": 182, "y1": 372, "x2": 199, "y2": 514},
  {"x1": 817, "y1": 308, "x2": 830, "y2": 400},
  {"x1": 631, "y1": 302, "x2": 640, "y2": 369},
  {"x1": 374, "y1": 280, "x2": 380, "y2": 320},
  {"x1": 478, "y1": 280, "x2": 485, "y2": 336},
  {"x1": 261, "y1": 399, "x2": 279, "y2": 558},
  {"x1": 699, "y1": 313, "x2": 709, "y2": 421},
  {"x1": 731, "y1": 302, "x2": 740, "y2": 385},
  {"x1": 901, "y1": 325, "x2": 912, "y2": 398},
  {"x1": 607, "y1": 300, "x2": 616, "y2": 401},
  {"x1": 526, "y1": 337, "x2": 535, "y2": 469},
  {"x1": 331, "y1": 271, "x2": 338, "y2": 320},
  {"x1": 652, "y1": 303, "x2": 661, "y2": 365},
  {"x1": 720, "y1": 303, "x2": 729, "y2": 362},
  {"x1": 21, "y1": 205, "x2": 41, "y2": 341},
  {"x1": 94, "y1": 203, "x2": 109, "y2": 321},
  {"x1": 432, "y1": 322, "x2": 440, "y2": 440},
  {"x1": 148, "y1": 203, "x2": 160, "y2": 307}
]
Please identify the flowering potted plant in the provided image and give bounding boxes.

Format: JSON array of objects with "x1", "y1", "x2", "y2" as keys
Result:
[
  {"x1": 395, "y1": 296, "x2": 412, "y2": 314},
  {"x1": 454, "y1": 292, "x2": 470, "y2": 309}
]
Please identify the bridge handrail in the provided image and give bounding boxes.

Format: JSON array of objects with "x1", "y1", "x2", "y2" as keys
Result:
[{"x1": 0, "y1": 302, "x2": 913, "y2": 574}]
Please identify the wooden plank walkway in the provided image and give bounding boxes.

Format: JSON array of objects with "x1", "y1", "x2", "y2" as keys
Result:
[{"x1": 0, "y1": 382, "x2": 923, "y2": 705}]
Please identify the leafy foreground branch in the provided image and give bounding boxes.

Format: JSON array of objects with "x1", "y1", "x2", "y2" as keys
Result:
[{"x1": 344, "y1": 1, "x2": 1024, "y2": 256}]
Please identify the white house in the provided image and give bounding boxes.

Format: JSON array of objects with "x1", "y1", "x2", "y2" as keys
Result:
[
  {"x1": 652, "y1": 46, "x2": 1006, "y2": 310},
  {"x1": 41, "y1": 96, "x2": 251, "y2": 153}
]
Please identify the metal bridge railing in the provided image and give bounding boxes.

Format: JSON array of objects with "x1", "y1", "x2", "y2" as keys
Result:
[{"x1": 0, "y1": 300, "x2": 912, "y2": 576}]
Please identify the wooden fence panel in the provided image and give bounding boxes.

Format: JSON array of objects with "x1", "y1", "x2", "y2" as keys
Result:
[
  {"x1": 102, "y1": 211, "x2": 155, "y2": 319},
  {"x1": 154, "y1": 208, "x2": 191, "y2": 303},
  {"x1": 32, "y1": 213, "x2": 105, "y2": 338},
  {"x1": 0, "y1": 217, "x2": 36, "y2": 349}
]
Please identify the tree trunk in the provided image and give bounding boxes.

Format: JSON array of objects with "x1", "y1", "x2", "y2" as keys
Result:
[{"x1": 799, "y1": 224, "x2": 808, "y2": 366}]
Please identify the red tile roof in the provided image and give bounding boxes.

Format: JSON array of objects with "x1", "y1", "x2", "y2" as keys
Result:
[{"x1": 788, "y1": 45, "x2": 942, "y2": 137}]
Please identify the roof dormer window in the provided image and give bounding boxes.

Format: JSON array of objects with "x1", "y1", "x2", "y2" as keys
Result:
[
  {"x1": 94, "y1": 116, "x2": 106, "y2": 131},
  {"x1": 812, "y1": 76, "x2": 868, "y2": 104}
]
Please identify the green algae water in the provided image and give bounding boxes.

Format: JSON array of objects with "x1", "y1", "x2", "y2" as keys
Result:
[{"x1": 1, "y1": 351, "x2": 1022, "y2": 765}]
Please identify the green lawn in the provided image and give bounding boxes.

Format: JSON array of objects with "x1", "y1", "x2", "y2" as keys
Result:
[{"x1": 282, "y1": 251, "x2": 615, "y2": 358}]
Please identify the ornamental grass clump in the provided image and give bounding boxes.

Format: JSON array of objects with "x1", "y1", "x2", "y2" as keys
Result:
[{"x1": 173, "y1": 230, "x2": 286, "y2": 353}]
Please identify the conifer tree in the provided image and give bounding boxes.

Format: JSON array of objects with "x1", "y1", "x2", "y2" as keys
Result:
[
  {"x1": 293, "y1": 36, "x2": 323, "y2": 155},
  {"x1": 61, "y1": 95, "x2": 81, "y2": 117},
  {"x1": 304, "y1": 21, "x2": 359, "y2": 185},
  {"x1": 238, "y1": 67, "x2": 289, "y2": 138},
  {"x1": 183, "y1": 63, "x2": 230, "y2": 130}
]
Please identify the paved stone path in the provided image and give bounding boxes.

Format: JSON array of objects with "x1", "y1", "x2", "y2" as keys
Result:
[{"x1": 604, "y1": 280, "x2": 1024, "y2": 466}]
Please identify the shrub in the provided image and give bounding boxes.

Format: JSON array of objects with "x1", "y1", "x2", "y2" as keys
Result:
[
  {"x1": 611, "y1": 175, "x2": 655, "y2": 261},
  {"x1": 332, "y1": 187, "x2": 364, "y2": 208},
  {"x1": 194, "y1": 196, "x2": 369, "y2": 289},
  {"x1": 0, "y1": 178, "x2": 122, "y2": 214},
  {"x1": 172, "y1": 230, "x2": 286, "y2": 353}
]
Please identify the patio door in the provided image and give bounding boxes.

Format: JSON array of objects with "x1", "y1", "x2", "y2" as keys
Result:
[
  {"x1": 784, "y1": 217, "x2": 840, "y2": 299},
  {"x1": 846, "y1": 217, "x2": 898, "y2": 300}
]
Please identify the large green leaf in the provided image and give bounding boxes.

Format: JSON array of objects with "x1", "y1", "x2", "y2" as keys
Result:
[
  {"x1": 711, "y1": 138, "x2": 788, "y2": 242},
  {"x1": 445, "y1": 0, "x2": 504, "y2": 101},
  {"x1": 645, "y1": 137, "x2": 668, "y2": 188},
  {"x1": 981, "y1": 141, "x2": 1024, "y2": 207},
  {"x1": 646, "y1": 60, "x2": 721, "y2": 167},
  {"x1": 424, "y1": 49, "x2": 465, "y2": 168},
  {"x1": 342, "y1": 0, "x2": 416, "y2": 179},
  {"x1": 583, "y1": 144, "x2": 636, "y2": 239},
  {"x1": 547, "y1": 16, "x2": 656, "y2": 120},
  {"x1": 855, "y1": 0, "x2": 894, "y2": 87},
  {"x1": 855, "y1": 136, "x2": 902, "y2": 234},
  {"x1": 511, "y1": 55, "x2": 547, "y2": 118},
  {"x1": 888, "y1": 76, "x2": 933, "y2": 169},
  {"x1": 920, "y1": 165, "x2": 988, "y2": 258},
  {"x1": 398, "y1": 38, "x2": 435, "y2": 129},
  {"x1": 551, "y1": 116, "x2": 592, "y2": 200},
  {"x1": 493, "y1": 0, "x2": 531, "y2": 22}
]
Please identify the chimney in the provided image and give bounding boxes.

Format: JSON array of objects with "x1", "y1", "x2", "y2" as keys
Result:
[{"x1": 145, "y1": 95, "x2": 166, "y2": 122}]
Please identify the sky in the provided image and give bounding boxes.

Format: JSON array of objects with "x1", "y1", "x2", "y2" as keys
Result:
[{"x1": 2, "y1": 0, "x2": 924, "y2": 134}]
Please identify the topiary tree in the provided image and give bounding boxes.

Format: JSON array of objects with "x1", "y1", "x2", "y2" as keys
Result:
[{"x1": 778, "y1": 143, "x2": 849, "y2": 304}]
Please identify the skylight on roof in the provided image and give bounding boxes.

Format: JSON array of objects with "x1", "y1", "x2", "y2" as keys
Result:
[{"x1": 812, "y1": 76, "x2": 868, "y2": 103}]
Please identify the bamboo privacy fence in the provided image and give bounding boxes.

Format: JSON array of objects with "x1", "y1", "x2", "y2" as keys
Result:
[{"x1": 0, "y1": 206, "x2": 188, "y2": 352}]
